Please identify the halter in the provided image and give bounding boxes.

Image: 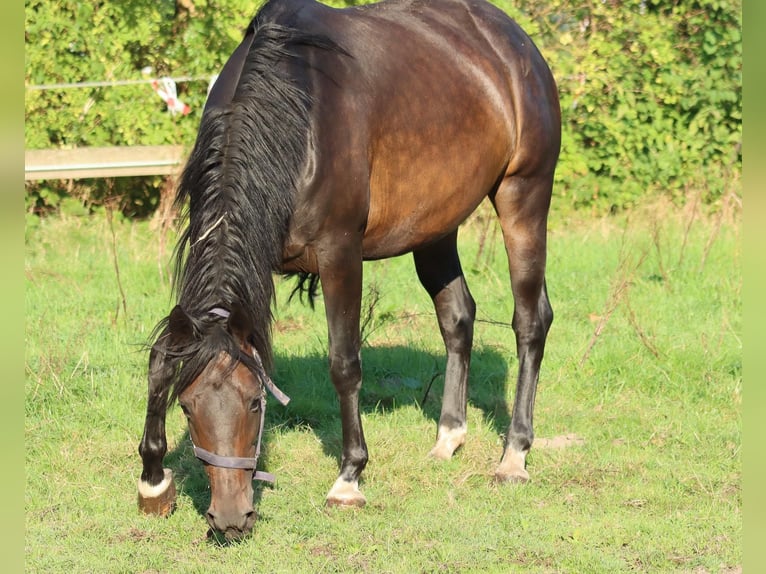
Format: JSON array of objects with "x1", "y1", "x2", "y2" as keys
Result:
[{"x1": 191, "y1": 307, "x2": 290, "y2": 484}]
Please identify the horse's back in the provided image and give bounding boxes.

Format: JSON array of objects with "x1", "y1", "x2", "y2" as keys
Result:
[
  {"x1": 262, "y1": 0, "x2": 560, "y2": 260},
  {"x1": 351, "y1": 1, "x2": 559, "y2": 253}
]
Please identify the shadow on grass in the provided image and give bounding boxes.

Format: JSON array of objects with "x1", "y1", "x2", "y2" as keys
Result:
[
  {"x1": 162, "y1": 343, "x2": 511, "y2": 525},
  {"x1": 268, "y1": 344, "x2": 511, "y2": 465}
]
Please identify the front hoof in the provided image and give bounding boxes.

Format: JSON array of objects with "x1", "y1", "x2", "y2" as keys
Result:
[
  {"x1": 325, "y1": 477, "x2": 366, "y2": 508},
  {"x1": 428, "y1": 445, "x2": 454, "y2": 461},
  {"x1": 494, "y1": 467, "x2": 530, "y2": 484},
  {"x1": 138, "y1": 469, "x2": 177, "y2": 517}
]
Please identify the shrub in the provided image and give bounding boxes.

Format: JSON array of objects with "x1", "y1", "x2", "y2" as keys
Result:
[{"x1": 25, "y1": 0, "x2": 741, "y2": 216}]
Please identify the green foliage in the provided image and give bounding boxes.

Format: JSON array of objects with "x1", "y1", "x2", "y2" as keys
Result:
[
  {"x1": 25, "y1": 0, "x2": 252, "y2": 149},
  {"x1": 25, "y1": 0, "x2": 258, "y2": 214},
  {"x1": 506, "y1": 0, "x2": 742, "y2": 211},
  {"x1": 25, "y1": 0, "x2": 741, "y2": 215}
]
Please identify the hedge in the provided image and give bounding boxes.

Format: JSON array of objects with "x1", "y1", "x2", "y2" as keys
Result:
[{"x1": 25, "y1": 0, "x2": 741, "y2": 215}]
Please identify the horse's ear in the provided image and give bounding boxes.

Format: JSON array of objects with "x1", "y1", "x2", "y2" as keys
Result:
[
  {"x1": 168, "y1": 305, "x2": 194, "y2": 344},
  {"x1": 227, "y1": 304, "x2": 251, "y2": 344}
]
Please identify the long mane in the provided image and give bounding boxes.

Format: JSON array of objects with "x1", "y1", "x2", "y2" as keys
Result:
[{"x1": 150, "y1": 19, "x2": 339, "y2": 403}]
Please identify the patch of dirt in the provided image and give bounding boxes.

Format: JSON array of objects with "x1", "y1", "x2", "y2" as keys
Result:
[
  {"x1": 274, "y1": 318, "x2": 307, "y2": 333},
  {"x1": 309, "y1": 543, "x2": 336, "y2": 559},
  {"x1": 113, "y1": 527, "x2": 154, "y2": 544},
  {"x1": 534, "y1": 434, "x2": 585, "y2": 449}
]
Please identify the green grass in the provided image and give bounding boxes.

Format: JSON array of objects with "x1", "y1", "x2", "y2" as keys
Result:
[{"x1": 25, "y1": 198, "x2": 741, "y2": 573}]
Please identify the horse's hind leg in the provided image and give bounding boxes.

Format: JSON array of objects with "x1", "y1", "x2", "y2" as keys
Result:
[
  {"x1": 137, "y1": 345, "x2": 177, "y2": 515},
  {"x1": 413, "y1": 230, "x2": 476, "y2": 460},
  {"x1": 491, "y1": 174, "x2": 554, "y2": 483}
]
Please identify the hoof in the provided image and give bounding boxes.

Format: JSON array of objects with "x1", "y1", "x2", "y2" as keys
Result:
[
  {"x1": 495, "y1": 448, "x2": 529, "y2": 484},
  {"x1": 428, "y1": 444, "x2": 454, "y2": 461},
  {"x1": 494, "y1": 467, "x2": 530, "y2": 484},
  {"x1": 326, "y1": 496, "x2": 366, "y2": 509},
  {"x1": 325, "y1": 477, "x2": 366, "y2": 508},
  {"x1": 429, "y1": 425, "x2": 466, "y2": 461},
  {"x1": 137, "y1": 469, "x2": 177, "y2": 517}
]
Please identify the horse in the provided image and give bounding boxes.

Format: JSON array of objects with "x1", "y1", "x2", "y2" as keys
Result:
[{"x1": 137, "y1": 0, "x2": 560, "y2": 541}]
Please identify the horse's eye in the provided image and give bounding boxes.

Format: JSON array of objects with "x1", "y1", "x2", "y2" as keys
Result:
[
  {"x1": 250, "y1": 398, "x2": 262, "y2": 413},
  {"x1": 179, "y1": 404, "x2": 191, "y2": 419}
]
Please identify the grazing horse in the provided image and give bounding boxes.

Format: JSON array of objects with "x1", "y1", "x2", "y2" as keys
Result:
[{"x1": 137, "y1": 0, "x2": 560, "y2": 540}]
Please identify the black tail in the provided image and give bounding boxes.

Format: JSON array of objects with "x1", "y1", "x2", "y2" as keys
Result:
[{"x1": 286, "y1": 272, "x2": 320, "y2": 309}]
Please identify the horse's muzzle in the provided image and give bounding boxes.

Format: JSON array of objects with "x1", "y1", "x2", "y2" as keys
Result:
[{"x1": 206, "y1": 505, "x2": 256, "y2": 540}]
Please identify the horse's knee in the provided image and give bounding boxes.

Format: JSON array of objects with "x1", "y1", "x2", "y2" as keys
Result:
[
  {"x1": 447, "y1": 308, "x2": 475, "y2": 348},
  {"x1": 454, "y1": 293, "x2": 477, "y2": 334},
  {"x1": 329, "y1": 352, "x2": 362, "y2": 390},
  {"x1": 512, "y1": 317, "x2": 547, "y2": 350},
  {"x1": 513, "y1": 290, "x2": 552, "y2": 349}
]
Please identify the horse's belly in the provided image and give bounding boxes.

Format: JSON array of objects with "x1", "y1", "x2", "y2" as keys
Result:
[
  {"x1": 361, "y1": 96, "x2": 510, "y2": 258},
  {"x1": 361, "y1": 210, "x2": 475, "y2": 260},
  {"x1": 361, "y1": 172, "x2": 497, "y2": 259}
]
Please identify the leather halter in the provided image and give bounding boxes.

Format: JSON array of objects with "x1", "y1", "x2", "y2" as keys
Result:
[{"x1": 191, "y1": 307, "x2": 290, "y2": 484}]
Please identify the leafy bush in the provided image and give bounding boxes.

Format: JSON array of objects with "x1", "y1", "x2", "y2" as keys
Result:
[
  {"x1": 516, "y1": 0, "x2": 743, "y2": 212},
  {"x1": 25, "y1": 0, "x2": 741, "y2": 215}
]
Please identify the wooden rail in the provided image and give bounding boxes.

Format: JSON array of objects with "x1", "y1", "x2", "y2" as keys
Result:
[{"x1": 24, "y1": 145, "x2": 186, "y2": 180}]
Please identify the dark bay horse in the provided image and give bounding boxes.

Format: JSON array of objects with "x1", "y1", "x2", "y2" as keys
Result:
[{"x1": 138, "y1": 0, "x2": 560, "y2": 540}]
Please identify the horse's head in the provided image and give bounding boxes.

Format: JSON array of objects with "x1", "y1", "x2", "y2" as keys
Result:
[{"x1": 166, "y1": 305, "x2": 286, "y2": 541}]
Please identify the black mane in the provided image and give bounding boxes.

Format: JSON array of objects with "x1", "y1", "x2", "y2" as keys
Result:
[{"x1": 150, "y1": 20, "x2": 339, "y2": 403}]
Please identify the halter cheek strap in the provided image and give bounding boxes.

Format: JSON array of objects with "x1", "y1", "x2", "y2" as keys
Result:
[
  {"x1": 191, "y1": 307, "x2": 291, "y2": 483},
  {"x1": 192, "y1": 377, "x2": 290, "y2": 483},
  {"x1": 192, "y1": 394, "x2": 278, "y2": 483}
]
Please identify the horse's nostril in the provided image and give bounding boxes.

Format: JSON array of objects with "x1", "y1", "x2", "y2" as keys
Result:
[
  {"x1": 243, "y1": 510, "x2": 255, "y2": 529},
  {"x1": 205, "y1": 508, "x2": 255, "y2": 536},
  {"x1": 205, "y1": 510, "x2": 218, "y2": 530}
]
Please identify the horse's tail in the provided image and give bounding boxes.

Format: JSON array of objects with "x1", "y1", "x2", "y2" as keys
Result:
[{"x1": 286, "y1": 272, "x2": 320, "y2": 309}]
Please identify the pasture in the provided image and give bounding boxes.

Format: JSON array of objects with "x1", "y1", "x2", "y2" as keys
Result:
[{"x1": 25, "y1": 197, "x2": 741, "y2": 572}]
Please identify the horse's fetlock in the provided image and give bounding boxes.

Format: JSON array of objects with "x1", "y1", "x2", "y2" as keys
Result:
[{"x1": 507, "y1": 430, "x2": 533, "y2": 453}]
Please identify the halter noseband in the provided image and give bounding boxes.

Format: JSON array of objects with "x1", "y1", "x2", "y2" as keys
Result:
[{"x1": 191, "y1": 307, "x2": 290, "y2": 484}]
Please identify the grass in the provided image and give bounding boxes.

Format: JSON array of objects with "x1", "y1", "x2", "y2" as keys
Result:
[{"x1": 25, "y1": 196, "x2": 741, "y2": 573}]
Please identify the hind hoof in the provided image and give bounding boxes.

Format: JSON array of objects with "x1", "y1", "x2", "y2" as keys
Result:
[
  {"x1": 326, "y1": 496, "x2": 366, "y2": 508},
  {"x1": 429, "y1": 425, "x2": 467, "y2": 460},
  {"x1": 494, "y1": 467, "x2": 530, "y2": 484},
  {"x1": 495, "y1": 447, "x2": 530, "y2": 484},
  {"x1": 137, "y1": 469, "x2": 177, "y2": 517},
  {"x1": 325, "y1": 477, "x2": 366, "y2": 508}
]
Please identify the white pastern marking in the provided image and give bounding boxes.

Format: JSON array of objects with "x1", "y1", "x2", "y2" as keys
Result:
[
  {"x1": 326, "y1": 477, "x2": 365, "y2": 504},
  {"x1": 430, "y1": 424, "x2": 467, "y2": 459},
  {"x1": 496, "y1": 447, "x2": 529, "y2": 481},
  {"x1": 501, "y1": 447, "x2": 527, "y2": 470},
  {"x1": 137, "y1": 468, "x2": 174, "y2": 498}
]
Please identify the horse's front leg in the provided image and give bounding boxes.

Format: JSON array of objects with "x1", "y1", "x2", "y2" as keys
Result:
[
  {"x1": 137, "y1": 345, "x2": 177, "y2": 516},
  {"x1": 318, "y1": 247, "x2": 368, "y2": 507}
]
